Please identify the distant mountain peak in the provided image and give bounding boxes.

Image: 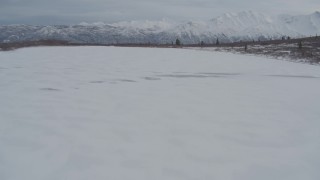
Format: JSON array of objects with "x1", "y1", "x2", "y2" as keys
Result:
[
  {"x1": 1, "y1": 11, "x2": 319, "y2": 44},
  {"x1": 313, "y1": 11, "x2": 320, "y2": 16}
]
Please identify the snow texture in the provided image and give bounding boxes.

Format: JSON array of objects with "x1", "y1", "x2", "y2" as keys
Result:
[{"x1": 0, "y1": 46, "x2": 320, "y2": 180}]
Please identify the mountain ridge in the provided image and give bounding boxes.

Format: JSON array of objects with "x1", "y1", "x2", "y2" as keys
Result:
[{"x1": 1, "y1": 11, "x2": 319, "y2": 44}]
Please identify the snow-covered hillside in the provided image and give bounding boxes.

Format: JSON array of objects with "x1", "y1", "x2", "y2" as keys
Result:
[
  {"x1": 0, "y1": 47, "x2": 320, "y2": 180},
  {"x1": 1, "y1": 11, "x2": 319, "y2": 44}
]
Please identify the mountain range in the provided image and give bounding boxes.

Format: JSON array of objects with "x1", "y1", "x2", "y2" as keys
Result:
[{"x1": 1, "y1": 11, "x2": 319, "y2": 44}]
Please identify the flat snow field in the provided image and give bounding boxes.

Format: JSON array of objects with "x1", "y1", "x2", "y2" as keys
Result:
[{"x1": 0, "y1": 46, "x2": 320, "y2": 180}]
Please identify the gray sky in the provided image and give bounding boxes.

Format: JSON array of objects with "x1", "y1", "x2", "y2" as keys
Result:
[{"x1": 0, "y1": 0, "x2": 319, "y2": 25}]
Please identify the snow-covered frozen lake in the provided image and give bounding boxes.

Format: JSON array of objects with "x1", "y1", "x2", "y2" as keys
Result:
[{"x1": 0, "y1": 46, "x2": 320, "y2": 180}]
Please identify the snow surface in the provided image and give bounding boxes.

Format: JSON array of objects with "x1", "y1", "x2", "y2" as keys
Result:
[{"x1": 0, "y1": 47, "x2": 320, "y2": 180}]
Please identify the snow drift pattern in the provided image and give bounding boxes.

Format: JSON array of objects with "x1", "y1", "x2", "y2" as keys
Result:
[{"x1": 1, "y1": 47, "x2": 320, "y2": 180}]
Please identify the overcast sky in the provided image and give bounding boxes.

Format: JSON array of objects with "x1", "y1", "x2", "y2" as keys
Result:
[{"x1": 0, "y1": 0, "x2": 319, "y2": 25}]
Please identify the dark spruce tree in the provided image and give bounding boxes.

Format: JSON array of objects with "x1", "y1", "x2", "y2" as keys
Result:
[
  {"x1": 176, "y1": 38, "x2": 181, "y2": 46},
  {"x1": 216, "y1": 38, "x2": 220, "y2": 45},
  {"x1": 298, "y1": 41, "x2": 302, "y2": 49}
]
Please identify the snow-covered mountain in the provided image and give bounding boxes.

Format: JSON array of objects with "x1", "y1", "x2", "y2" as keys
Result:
[{"x1": 1, "y1": 11, "x2": 319, "y2": 44}]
